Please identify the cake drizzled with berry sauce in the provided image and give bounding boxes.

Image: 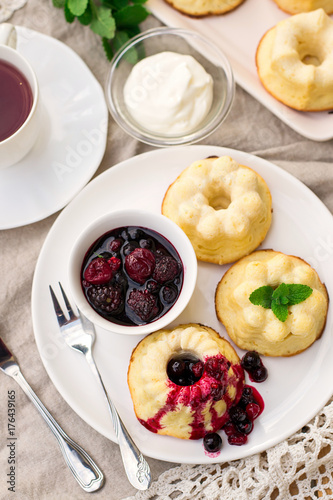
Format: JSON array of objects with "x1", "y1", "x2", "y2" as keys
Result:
[
  {"x1": 140, "y1": 352, "x2": 245, "y2": 440},
  {"x1": 128, "y1": 324, "x2": 246, "y2": 441},
  {"x1": 128, "y1": 325, "x2": 266, "y2": 454},
  {"x1": 81, "y1": 226, "x2": 183, "y2": 326}
]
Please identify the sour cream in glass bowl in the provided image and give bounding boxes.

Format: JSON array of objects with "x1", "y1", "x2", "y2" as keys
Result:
[{"x1": 105, "y1": 27, "x2": 234, "y2": 147}]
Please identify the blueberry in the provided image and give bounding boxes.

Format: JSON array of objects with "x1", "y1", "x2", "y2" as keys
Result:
[
  {"x1": 229, "y1": 406, "x2": 247, "y2": 424},
  {"x1": 146, "y1": 280, "x2": 160, "y2": 294},
  {"x1": 109, "y1": 238, "x2": 123, "y2": 253},
  {"x1": 167, "y1": 355, "x2": 201, "y2": 386},
  {"x1": 140, "y1": 238, "x2": 155, "y2": 251},
  {"x1": 238, "y1": 386, "x2": 255, "y2": 408},
  {"x1": 128, "y1": 228, "x2": 144, "y2": 240},
  {"x1": 203, "y1": 433, "x2": 222, "y2": 453},
  {"x1": 167, "y1": 358, "x2": 186, "y2": 379},
  {"x1": 123, "y1": 241, "x2": 139, "y2": 256},
  {"x1": 241, "y1": 351, "x2": 261, "y2": 371},
  {"x1": 235, "y1": 418, "x2": 253, "y2": 435},
  {"x1": 210, "y1": 383, "x2": 225, "y2": 401},
  {"x1": 161, "y1": 284, "x2": 178, "y2": 304},
  {"x1": 251, "y1": 365, "x2": 268, "y2": 383}
]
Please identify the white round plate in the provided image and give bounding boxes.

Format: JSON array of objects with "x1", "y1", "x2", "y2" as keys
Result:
[
  {"x1": 32, "y1": 145, "x2": 333, "y2": 464},
  {"x1": 0, "y1": 26, "x2": 108, "y2": 230}
]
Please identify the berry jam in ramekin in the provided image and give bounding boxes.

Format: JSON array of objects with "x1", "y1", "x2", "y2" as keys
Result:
[{"x1": 81, "y1": 226, "x2": 184, "y2": 326}]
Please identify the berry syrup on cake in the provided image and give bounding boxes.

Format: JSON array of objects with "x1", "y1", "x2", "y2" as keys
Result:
[
  {"x1": 128, "y1": 324, "x2": 265, "y2": 450},
  {"x1": 141, "y1": 352, "x2": 245, "y2": 440},
  {"x1": 81, "y1": 226, "x2": 183, "y2": 326}
]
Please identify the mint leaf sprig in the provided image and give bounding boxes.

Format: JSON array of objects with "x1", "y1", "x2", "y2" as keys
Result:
[
  {"x1": 52, "y1": 0, "x2": 150, "y2": 61},
  {"x1": 249, "y1": 283, "x2": 313, "y2": 322}
]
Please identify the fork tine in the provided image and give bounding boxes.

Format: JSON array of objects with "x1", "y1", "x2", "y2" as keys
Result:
[
  {"x1": 58, "y1": 282, "x2": 77, "y2": 320},
  {"x1": 49, "y1": 285, "x2": 68, "y2": 327}
]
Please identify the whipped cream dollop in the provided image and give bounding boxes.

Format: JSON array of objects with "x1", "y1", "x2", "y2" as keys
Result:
[{"x1": 123, "y1": 51, "x2": 214, "y2": 135}]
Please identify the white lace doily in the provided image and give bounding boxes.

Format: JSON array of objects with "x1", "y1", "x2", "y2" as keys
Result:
[
  {"x1": 125, "y1": 396, "x2": 333, "y2": 500},
  {"x1": 0, "y1": 0, "x2": 27, "y2": 22}
]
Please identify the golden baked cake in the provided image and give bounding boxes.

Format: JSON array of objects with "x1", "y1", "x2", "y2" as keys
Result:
[
  {"x1": 127, "y1": 323, "x2": 245, "y2": 439},
  {"x1": 163, "y1": 0, "x2": 246, "y2": 16},
  {"x1": 256, "y1": 9, "x2": 333, "y2": 111},
  {"x1": 162, "y1": 156, "x2": 272, "y2": 265},
  {"x1": 272, "y1": 0, "x2": 333, "y2": 14},
  {"x1": 215, "y1": 250, "x2": 329, "y2": 357}
]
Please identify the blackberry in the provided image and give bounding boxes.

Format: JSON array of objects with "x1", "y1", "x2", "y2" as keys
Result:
[
  {"x1": 127, "y1": 289, "x2": 159, "y2": 322},
  {"x1": 152, "y1": 255, "x2": 179, "y2": 283},
  {"x1": 87, "y1": 283, "x2": 124, "y2": 314}
]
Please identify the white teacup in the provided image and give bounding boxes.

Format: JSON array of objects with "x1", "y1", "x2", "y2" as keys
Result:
[{"x1": 0, "y1": 24, "x2": 41, "y2": 169}]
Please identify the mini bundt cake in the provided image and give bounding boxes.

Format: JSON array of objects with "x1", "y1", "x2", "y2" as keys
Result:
[
  {"x1": 272, "y1": 0, "x2": 333, "y2": 14},
  {"x1": 215, "y1": 250, "x2": 329, "y2": 357},
  {"x1": 163, "y1": 0, "x2": 246, "y2": 17},
  {"x1": 162, "y1": 156, "x2": 272, "y2": 265},
  {"x1": 256, "y1": 9, "x2": 333, "y2": 111},
  {"x1": 127, "y1": 323, "x2": 245, "y2": 439}
]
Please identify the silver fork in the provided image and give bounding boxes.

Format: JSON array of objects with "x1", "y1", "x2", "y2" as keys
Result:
[
  {"x1": 49, "y1": 283, "x2": 151, "y2": 491},
  {"x1": 0, "y1": 337, "x2": 104, "y2": 492}
]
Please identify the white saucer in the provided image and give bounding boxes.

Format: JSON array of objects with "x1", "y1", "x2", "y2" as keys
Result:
[{"x1": 0, "y1": 26, "x2": 108, "y2": 230}]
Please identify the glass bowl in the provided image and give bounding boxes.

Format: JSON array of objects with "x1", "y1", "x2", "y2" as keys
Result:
[
  {"x1": 105, "y1": 27, "x2": 235, "y2": 147},
  {"x1": 68, "y1": 209, "x2": 198, "y2": 335}
]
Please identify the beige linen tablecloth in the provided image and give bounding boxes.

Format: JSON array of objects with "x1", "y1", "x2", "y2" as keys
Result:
[{"x1": 1, "y1": 1, "x2": 333, "y2": 499}]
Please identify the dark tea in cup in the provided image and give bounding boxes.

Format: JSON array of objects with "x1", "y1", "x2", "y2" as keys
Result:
[
  {"x1": 0, "y1": 28, "x2": 41, "y2": 169},
  {"x1": 0, "y1": 59, "x2": 33, "y2": 142}
]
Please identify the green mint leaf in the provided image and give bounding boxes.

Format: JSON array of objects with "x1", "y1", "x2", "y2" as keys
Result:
[
  {"x1": 101, "y1": 0, "x2": 114, "y2": 6},
  {"x1": 272, "y1": 283, "x2": 290, "y2": 305},
  {"x1": 68, "y1": 0, "x2": 88, "y2": 16},
  {"x1": 78, "y1": 3, "x2": 92, "y2": 25},
  {"x1": 112, "y1": 30, "x2": 130, "y2": 51},
  {"x1": 102, "y1": 37, "x2": 114, "y2": 61},
  {"x1": 249, "y1": 286, "x2": 273, "y2": 309},
  {"x1": 53, "y1": 0, "x2": 66, "y2": 7},
  {"x1": 90, "y1": 6, "x2": 116, "y2": 38},
  {"x1": 271, "y1": 300, "x2": 289, "y2": 322},
  {"x1": 132, "y1": 0, "x2": 149, "y2": 4},
  {"x1": 114, "y1": 5, "x2": 150, "y2": 28},
  {"x1": 105, "y1": 0, "x2": 128, "y2": 9},
  {"x1": 64, "y1": 2, "x2": 75, "y2": 22},
  {"x1": 111, "y1": 30, "x2": 142, "y2": 64},
  {"x1": 285, "y1": 284, "x2": 313, "y2": 305}
]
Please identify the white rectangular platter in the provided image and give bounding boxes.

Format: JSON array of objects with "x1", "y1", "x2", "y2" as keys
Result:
[{"x1": 148, "y1": 0, "x2": 333, "y2": 141}]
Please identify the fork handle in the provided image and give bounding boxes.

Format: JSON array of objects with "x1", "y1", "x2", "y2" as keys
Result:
[
  {"x1": 85, "y1": 351, "x2": 151, "y2": 490},
  {"x1": 12, "y1": 370, "x2": 104, "y2": 492}
]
